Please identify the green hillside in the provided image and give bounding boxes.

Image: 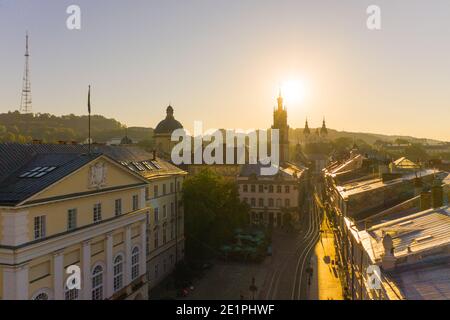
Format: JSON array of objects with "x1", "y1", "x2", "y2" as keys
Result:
[{"x1": 0, "y1": 111, "x2": 153, "y2": 144}]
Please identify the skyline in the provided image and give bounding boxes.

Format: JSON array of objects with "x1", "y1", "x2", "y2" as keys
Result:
[{"x1": 1, "y1": 0, "x2": 450, "y2": 141}]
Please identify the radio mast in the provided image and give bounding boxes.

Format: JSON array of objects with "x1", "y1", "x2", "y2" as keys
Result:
[{"x1": 19, "y1": 32, "x2": 32, "y2": 114}]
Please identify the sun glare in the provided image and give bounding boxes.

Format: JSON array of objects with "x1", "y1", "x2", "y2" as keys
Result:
[{"x1": 280, "y1": 79, "x2": 308, "y2": 106}]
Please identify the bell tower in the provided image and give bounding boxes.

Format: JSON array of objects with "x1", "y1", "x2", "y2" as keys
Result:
[{"x1": 272, "y1": 90, "x2": 289, "y2": 165}]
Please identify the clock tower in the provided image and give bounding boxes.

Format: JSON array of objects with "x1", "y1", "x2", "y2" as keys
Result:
[{"x1": 272, "y1": 91, "x2": 289, "y2": 165}]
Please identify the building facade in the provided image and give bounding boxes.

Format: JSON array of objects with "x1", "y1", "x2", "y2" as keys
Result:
[
  {"x1": 0, "y1": 146, "x2": 149, "y2": 300},
  {"x1": 237, "y1": 163, "x2": 307, "y2": 227}
]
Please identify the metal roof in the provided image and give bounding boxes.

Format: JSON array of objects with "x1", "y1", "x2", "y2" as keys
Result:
[{"x1": 0, "y1": 143, "x2": 186, "y2": 206}]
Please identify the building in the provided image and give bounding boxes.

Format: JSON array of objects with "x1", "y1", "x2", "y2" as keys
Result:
[
  {"x1": 343, "y1": 204, "x2": 450, "y2": 300},
  {"x1": 154, "y1": 105, "x2": 183, "y2": 159},
  {"x1": 91, "y1": 145, "x2": 187, "y2": 290},
  {"x1": 0, "y1": 143, "x2": 187, "y2": 300},
  {"x1": 297, "y1": 118, "x2": 330, "y2": 174},
  {"x1": 322, "y1": 150, "x2": 448, "y2": 300},
  {"x1": 0, "y1": 144, "x2": 149, "y2": 300},
  {"x1": 237, "y1": 163, "x2": 307, "y2": 227},
  {"x1": 272, "y1": 91, "x2": 289, "y2": 165}
]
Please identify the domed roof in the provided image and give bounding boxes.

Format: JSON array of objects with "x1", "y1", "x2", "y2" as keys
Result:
[{"x1": 154, "y1": 105, "x2": 183, "y2": 134}]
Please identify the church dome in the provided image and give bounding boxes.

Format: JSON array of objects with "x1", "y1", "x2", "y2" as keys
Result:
[{"x1": 154, "y1": 105, "x2": 183, "y2": 134}]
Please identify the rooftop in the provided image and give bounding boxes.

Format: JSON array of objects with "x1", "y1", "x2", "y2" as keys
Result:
[
  {"x1": 351, "y1": 206, "x2": 450, "y2": 263},
  {"x1": 337, "y1": 169, "x2": 437, "y2": 199}
]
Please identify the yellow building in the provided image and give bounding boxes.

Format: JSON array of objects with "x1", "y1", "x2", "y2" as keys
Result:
[
  {"x1": 0, "y1": 143, "x2": 187, "y2": 300},
  {"x1": 0, "y1": 144, "x2": 149, "y2": 300},
  {"x1": 90, "y1": 145, "x2": 188, "y2": 290}
]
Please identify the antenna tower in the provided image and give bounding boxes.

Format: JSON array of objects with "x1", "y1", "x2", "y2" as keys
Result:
[{"x1": 19, "y1": 32, "x2": 32, "y2": 114}]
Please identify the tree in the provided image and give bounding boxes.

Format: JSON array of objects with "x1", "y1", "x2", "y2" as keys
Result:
[{"x1": 182, "y1": 169, "x2": 249, "y2": 260}]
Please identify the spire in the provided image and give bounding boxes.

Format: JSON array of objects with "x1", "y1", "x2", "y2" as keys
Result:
[
  {"x1": 303, "y1": 118, "x2": 310, "y2": 136},
  {"x1": 277, "y1": 89, "x2": 283, "y2": 111},
  {"x1": 320, "y1": 116, "x2": 328, "y2": 136},
  {"x1": 166, "y1": 105, "x2": 174, "y2": 118}
]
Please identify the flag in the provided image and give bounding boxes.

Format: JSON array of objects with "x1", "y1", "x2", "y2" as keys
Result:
[{"x1": 88, "y1": 85, "x2": 91, "y2": 114}]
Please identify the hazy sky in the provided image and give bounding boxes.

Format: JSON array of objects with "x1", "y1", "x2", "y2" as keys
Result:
[{"x1": 1, "y1": 0, "x2": 449, "y2": 141}]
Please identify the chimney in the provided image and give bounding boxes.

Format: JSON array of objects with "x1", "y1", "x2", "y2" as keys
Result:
[
  {"x1": 420, "y1": 191, "x2": 432, "y2": 211},
  {"x1": 381, "y1": 233, "x2": 396, "y2": 270},
  {"x1": 431, "y1": 181, "x2": 444, "y2": 209}
]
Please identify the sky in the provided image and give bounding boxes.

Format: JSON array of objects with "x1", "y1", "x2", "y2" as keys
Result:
[{"x1": 0, "y1": 0, "x2": 449, "y2": 141}]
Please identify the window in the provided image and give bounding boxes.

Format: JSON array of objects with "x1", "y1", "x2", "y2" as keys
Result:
[
  {"x1": 132, "y1": 194, "x2": 139, "y2": 211},
  {"x1": 251, "y1": 185, "x2": 256, "y2": 193},
  {"x1": 243, "y1": 197, "x2": 248, "y2": 204},
  {"x1": 34, "y1": 215, "x2": 46, "y2": 239},
  {"x1": 250, "y1": 198, "x2": 256, "y2": 207},
  {"x1": 113, "y1": 255, "x2": 124, "y2": 292},
  {"x1": 154, "y1": 185, "x2": 159, "y2": 197},
  {"x1": 243, "y1": 185, "x2": 248, "y2": 192},
  {"x1": 92, "y1": 265, "x2": 104, "y2": 300},
  {"x1": 162, "y1": 205, "x2": 167, "y2": 219},
  {"x1": 258, "y1": 198, "x2": 264, "y2": 207},
  {"x1": 131, "y1": 247, "x2": 140, "y2": 280},
  {"x1": 285, "y1": 199, "x2": 290, "y2": 207},
  {"x1": 65, "y1": 285, "x2": 79, "y2": 300},
  {"x1": 163, "y1": 184, "x2": 166, "y2": 195},
  {"x1": 154, "y1": 208, "x2": 159, "y2": 223},
  {"x1": 163, "y1": 226, "x2": 167, "y2": 244},
  {"x1": 145, "y1": 187, "x2": 150, "y2": 200},
  {"x1": 33, "y1": 292, "x2": 49, "y2": 300},
  {"x1": 258, "y1": 185, "x2": 264, "y2": 193},
  {"x1": 269, "y1": 185, "x2": 274, "y2": 193},
  {"x1": 93, "y1": 203, "x2": 102, "y2": 223},
  {"x1": 276, "y1": 199, "x2": 282, "y2": 207},
  {"x1": 268, "y1": 198, "x2": 274, "y2": 207},
  {"x1": 154, "y1": 231, "x2": 159, "y2": 248},
  {"x1": 277, "y1": 185, "x2": 282, "y2": 193},
  {"x1": 171, "y1": 222, "x2": 175, "y2": 240},
  {"x1": 67, "y1": 209, "x2": 77, "y2": 231},
  {"x1": 115, "y1": 199, "x2": 122, "y2": 216},
  {"x1": 285, "y1": 186, "x2": 290, "y2": 193},
  {"x1": 170, "y1": 202, "x2": 174, "y2": 218},
  {"x1": 170, "y1": 182, "x2": 174, "y2": 193},
  {"x1": 20, "y1": 166, "x2": 57, "y2": 178},
  {"x1": 177, "y1": 181, "x2": 181, "y2": 192},
  {"x1": 154, "y1": 264, "x2": 159, "y2": 279}
]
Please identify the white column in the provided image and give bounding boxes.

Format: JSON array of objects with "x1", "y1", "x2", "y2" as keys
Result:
[
  {"x1": 124, "y1": 226, "x2": 132, "y2": 284},
  {"x1": 139, "y1": 222, "x2": 147, "y2": 277},
  {"x1": 105, "y1": 233, "x2": 114, "y2": 298},
  {"x1": 53, "y1": 251, "x2": 64, "y2": 300},
  {"x1": 82, "y1": 240, "x2": 91, "y2": 300},
  {"x1": 3, "y1": 264, "x2": 29, "y2": 300}
]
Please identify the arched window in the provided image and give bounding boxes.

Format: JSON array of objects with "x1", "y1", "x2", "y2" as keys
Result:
[
  {"x1": 92, "y1": 265, "x2": 104, "y2": 300},
  {"x1": 131, "y1": 247, "x2": 140, "y2": 280},
  {"x1": 64, "y1": 284, "x2": 79, "y2": 300},
  {"x1": 33, "y1": 292, "x2": 49, "y2": 300},
  {"x1": 113, "y1": 255, "x2": 124, "y2": 292}
]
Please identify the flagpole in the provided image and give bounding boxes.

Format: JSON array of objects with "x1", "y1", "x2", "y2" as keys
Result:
[{"x1": 88, "y1": 85, "x2": 91, "y2": 155}]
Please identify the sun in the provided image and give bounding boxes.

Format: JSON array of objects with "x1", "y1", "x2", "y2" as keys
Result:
[{"x1": 280, "y1": 79, "x2": 308, "y2": 106}]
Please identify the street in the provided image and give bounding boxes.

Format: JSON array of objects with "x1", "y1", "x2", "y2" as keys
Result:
[{"x1": 185, "y1": 185, "x2": 331, "y2": 300}]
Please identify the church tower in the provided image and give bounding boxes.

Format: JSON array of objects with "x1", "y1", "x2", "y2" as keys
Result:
[
  {"x1": 272, "y1": 90, "x2": 289, "y2": 165},
  {"x1": 320, "y1": 117, "x2": 328, "y2": 137}
]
